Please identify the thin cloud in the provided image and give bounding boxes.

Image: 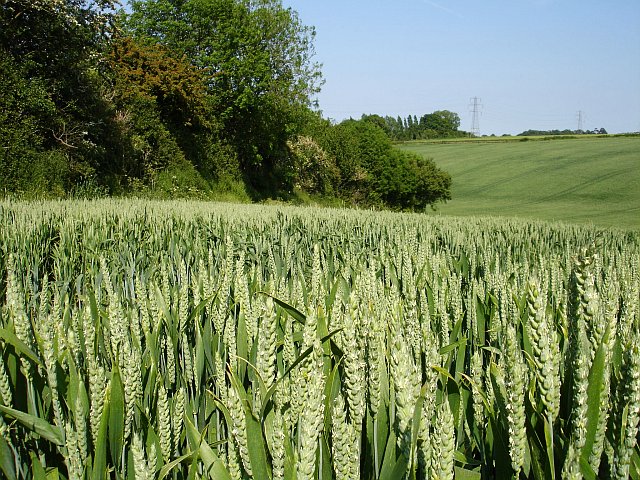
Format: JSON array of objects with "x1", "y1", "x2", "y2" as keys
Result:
[{"x1": 421, "y1": 0, "x2": 464, "y2": 18}]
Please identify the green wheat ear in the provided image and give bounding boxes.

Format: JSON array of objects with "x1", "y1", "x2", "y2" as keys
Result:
[{"x1": 0, "y1": 199, "x2": 638, "y2": 479}]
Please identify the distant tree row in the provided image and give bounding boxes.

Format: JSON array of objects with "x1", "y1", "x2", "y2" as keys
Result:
[
  {"x1": 0, "y1": 0, "x2": 451, "y2": 210},
  {"x1": 360, "y1": 111, "x2": 468, "y2": 141},
  {"x1": 518, "y1": 128, "x2": 608, "y2": 136}
]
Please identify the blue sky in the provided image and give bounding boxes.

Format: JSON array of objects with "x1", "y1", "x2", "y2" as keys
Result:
[{"x1": 281, "y1": 0, "x2": 640, "y2": 135}]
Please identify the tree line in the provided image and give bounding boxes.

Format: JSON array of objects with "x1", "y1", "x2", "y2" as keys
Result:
[
  {"x1": 518, "y1": 128, "x2": 608, "y2": 136},
  {"x1": 361, "y1": 111, "x2": 468, "y2": 141},
  {"x1": 0, "y1": 0, "x2": 451, "y2": 210}
]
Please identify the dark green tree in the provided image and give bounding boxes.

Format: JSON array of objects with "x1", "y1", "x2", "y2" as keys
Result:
[
  {"x1": 106, "y1": 36, "x2": 236, "y2": 183},
  {"x1": 396, "y1": 115, "x2": 404, "y2": 133},
  {"x1": 0, "y1": 52, "x2": 65, "y2": 195},
  {"x1": 126, "y1": 0, "x2": 322, "y2": 194},
  {"x1": 0, "y1": 0, "x2": 119, "y2": 193},
  {"x1": 420, "y1": 110, "x2": 461, "y2": 137},
  {"x1": 313, "y1": 119, "x2": 451, "y2": 209}
]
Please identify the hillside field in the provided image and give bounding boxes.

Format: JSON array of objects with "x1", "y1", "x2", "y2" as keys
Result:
[{"x1": 398, "y1": 136, "x2": 640, "y2": 229}]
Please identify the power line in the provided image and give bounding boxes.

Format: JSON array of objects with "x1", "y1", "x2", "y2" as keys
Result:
[{"x1": 469, "y1": 97, "x2": 482, "y2": 136}]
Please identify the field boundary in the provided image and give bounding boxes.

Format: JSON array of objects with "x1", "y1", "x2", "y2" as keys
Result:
[{"x1": 395, "y1": 132, "x2": 640, "y2": 146}]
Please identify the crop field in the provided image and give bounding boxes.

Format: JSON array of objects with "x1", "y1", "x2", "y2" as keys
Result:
[
  {"x1": 0, "y1": 199, "x2": 639, "y2": 479},
  {"x1": 398, "y1": 136, "x2": 640, "y2": 229}
]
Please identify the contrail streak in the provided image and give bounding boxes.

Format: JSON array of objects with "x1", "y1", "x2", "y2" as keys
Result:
[{"x1": 421, "y1": 0, "x2": 464, "y2": 18}]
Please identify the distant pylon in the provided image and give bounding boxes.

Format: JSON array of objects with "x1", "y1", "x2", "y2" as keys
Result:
[
  {"x1": 469, "y1": 97, "x2": 482, "y2": 136},
  {"x1": 577, "y1": 110, "x2": 585, "y2": 132}
]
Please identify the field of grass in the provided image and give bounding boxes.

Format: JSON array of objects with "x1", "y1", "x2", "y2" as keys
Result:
[
  {"x1": 1, "y1": 200, "x2": 639, "y2": 479},
  {"x1": 398, "y1": 136, "x2": 640, "y2": 229}
]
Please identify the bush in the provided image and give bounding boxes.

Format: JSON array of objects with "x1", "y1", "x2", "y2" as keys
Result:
[
  {"x1": 287, "y1": 135, "x2": 340, "y2": 195},
  {"x1": 209, "y1": 174, "x2": 252, "y2": 203},
  {"x1": 311, "y1": 119, "x2": 452, "y2": 210},
  {"x1": 68, "y1": 178, "x2": 110, "y2": 199},
  {"x1": 152, "y1": 158, "x2": 212, "y2": 199}
]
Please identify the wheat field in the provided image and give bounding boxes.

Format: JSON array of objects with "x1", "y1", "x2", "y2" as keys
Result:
[{"x1": 0, "y1": 199, "x2": 638, "y2": 479}]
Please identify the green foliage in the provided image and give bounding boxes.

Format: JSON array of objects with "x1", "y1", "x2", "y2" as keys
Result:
[
  {"x1": 286, "y1": 136, "x2": 340, "y2": 195},
  {"x1": 108, "y1": 96, "x2": 186, "y2": 181},
  {"x1": 208, "y1": 174, "x2": 252, "y2": 203},
  {"x1": 0, "y1": 0, "x2": 452, "y2": 209},
  {"x1": 153, "y1": 159, "x2": 213, "y2": 199},
  {"x1": 0, "y1": 51, "x2": 68, "y2": 196},
  {"x1": 519, "y1": 128, "x2": 608, "y2": 136},
  {"x1": 2, "y1": 0, "x2": 318, "y2": 198},
  {"x1": 0, "y1": 0, "x2": 119, "y2": 175},
  {"x1": 385, "y1": 150, "x2": 453, "y2": 210},
  {"x1": 333, "y1": 119, "x2": 390, "y2": 203},
  {"x1": 105, "y1": 36, "x2": 243, "y2": 186},
  {"x1": 108, "y1": 36, "x2": 210, "y2": 131},
  {"x1": 0, "y1": 0, "x2": 118, "y2": 67},
  {"x1": 127, "y1": 0, "x2": 322, "y2": 192},
  {"x1": 420, "y1": 110, "x2": 461, "y2": 137},
  {"x1": 363, "y1": 111, "x2": 467, "y2": 141},
  {"x1": 312, "y1": 119, "x2": 452, "y2": 209}
]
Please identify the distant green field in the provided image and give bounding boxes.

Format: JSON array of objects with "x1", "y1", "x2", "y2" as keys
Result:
[{"x1": 398, "y1": 136, "x2": 640, "y2": 229}]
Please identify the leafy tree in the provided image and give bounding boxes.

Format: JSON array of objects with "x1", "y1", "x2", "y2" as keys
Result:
[
  {"x1": 361, "y1": 114, "x2": 388, "y2": 133},
  {"x1": 360, "y1": 110, "x2": 466, "y2": 141},
  {"x1": 0, "y1": 0, "x2": 118, "y2": 79},
  {"x1": 420, "y1": 110, "x2": 461, "y2": 137},
  {"x1": 407, "y1": 115, "x2": 414, "y2": 130},
  {"x1": 287, "y1": 135, "x2": 339, "y2": 195},
  {"x1": 106, "y1": 36, "x2": 237, "y2": 184},
  {"x1": 396, "y1": 115, "x2": 404, "y2": 137},
  {"x1": 312, "y1": 119, "x2": 451, "y2": 209},
  {"x1": 126, "y1": 0, "x2": 322, "y2": 193},
  {"x1": 0, "y1": 51, "x2": 67, "y2": 195},
  {"x1": 0, "y1": 0, "x2": 453, "y2": 208},
  {"x1": 518, "y1": 128, "x2": 609, "y2": 136},
  {"x1": 109, "y1": 37, "x2": 209, "y2": 131},
  {"x1": 311, "y1": 120, "x2": 366, "y2": 200},
  {"x1": 0, "y1": 0, "x2": 119, "y2": 192}
]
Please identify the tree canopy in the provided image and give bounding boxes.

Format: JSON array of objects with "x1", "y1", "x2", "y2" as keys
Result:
[
  {"x1": 310, "y1": 118, "x2": 451, "y2": 210},
  {"x1": 518, "y1": 128, "x2": 608, "y2": 136},
  {"x1": 362, "y1": 111, "x2": 467, "y2": 141},
  {"x1": 0, "y1": 0, "x2": 452, "y2": 209},
  {"x1": 1, "y1": 0, "x2": 119, "y2": 193},
  {"x1": 126, "y1": 0, "x2": 322, "y2": 191}
]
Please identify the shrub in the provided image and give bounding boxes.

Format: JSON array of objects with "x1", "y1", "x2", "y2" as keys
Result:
[{"x1": 287, "y1": 135, "x2": 340, "y2": 195}]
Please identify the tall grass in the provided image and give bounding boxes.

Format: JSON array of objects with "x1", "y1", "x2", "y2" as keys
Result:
[{"x1": 0, "y1": 199, "x2": 638, "y2": 479}]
